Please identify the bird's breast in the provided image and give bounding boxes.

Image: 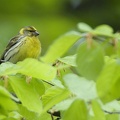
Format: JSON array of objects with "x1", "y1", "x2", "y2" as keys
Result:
[{"x1": 18, "y1": 36, "x2": 41, "y2": 60}]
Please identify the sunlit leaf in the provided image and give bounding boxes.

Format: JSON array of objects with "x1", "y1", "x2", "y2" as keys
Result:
[
  {"x1": 30, "y1": 79, "x2": 45, "y2": 96},
  {"x1": 93, "y1": 24, "x2": 113, "y2": 37},
  {"x1": 8, "y1": 111, "x2": 22, "y2": 120},
  {"x1": 76, "y1": 41, "x2": 104, "y2": 80},
  {"x1": 18, "y1": 105, "x2": 41, "y2": 120},
  {"x1": 63, "y1": 74, "x2": 97, "y2": 100},
  {"x1": 77, "y1": 22, "x2": 93, "y2": 32},
  {"x1": 17, "y1": 58, "x2": 56, "y2": 81},
  {"x1": 41, "y1": 31, "x2": 81, "y2": 63},
  {"x1": 0, "y1": 115, "x2": 6, "y2": 119},
  {"x1": 0, "y1": 86, "x2": 18, "y2": 111},
  {"x1": 106, "y1": 114, "x2": 119, "y2": 120},
  {"x1": 103, "y1": 43, "x2": 117, "y2": 56},
  {"x1": 96, "y1": 58, "x2": 120, "y2": 103},
  {"x1": 42, "y1": 86, "x2": 70, "y2": 113},
  {"x1": 52, "y1": 79, "x2": 64, "y2": 88},
  {"x1": 39, "y1": 112, "x2": 51, "y2": 120},
  {"x1": 58, "y1": 54, "x2": 77, "y2": 67},
  {"x1": 0, "y1": 59, "x2": 57, "y2": 81},
  {"x1": 102, "y1": 100, "x2": 120, "y2": 112},
  {"x1": 63, "y1": 99, "x2": 88, "y2": 120},
  {"x1": 0, "y1": 62, "x2": 20, "y2": 76},
  {"x1": 51, "y1": 98, "x2": 75, "y2": 112},
  {"x1": 9, "y1": 76, "x2": 42, "y2": 113},
  {"x1": 92, "y1": 100, "x2": 106, "y2": 120}
]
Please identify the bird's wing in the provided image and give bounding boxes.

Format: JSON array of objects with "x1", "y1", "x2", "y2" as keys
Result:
[{"x1": 0, "y1": 35, "x2": 23, "y2": 62}]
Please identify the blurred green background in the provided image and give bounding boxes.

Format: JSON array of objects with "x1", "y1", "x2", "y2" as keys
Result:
[{"x1": 0, "y1": 0, "x2": 120, "y2": 55}]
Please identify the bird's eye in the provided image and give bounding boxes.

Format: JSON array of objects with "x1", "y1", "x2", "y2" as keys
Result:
[{"x1": 29, "y1": 30, "x2": 34, "y2": 32}]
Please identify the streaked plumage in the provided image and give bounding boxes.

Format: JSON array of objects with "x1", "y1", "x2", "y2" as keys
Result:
[{"x1": 0, "y1": 26, "x2": 41, "y2": 64}]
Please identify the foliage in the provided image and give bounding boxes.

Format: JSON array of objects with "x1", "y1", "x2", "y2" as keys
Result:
[{"x1": 1, "y1": 22, "x2": 120, "y2": 120}]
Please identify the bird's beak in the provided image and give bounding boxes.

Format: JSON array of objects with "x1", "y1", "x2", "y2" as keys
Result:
[{"x1": 34, "y1": 31, "x2": 39, "y2": 36}]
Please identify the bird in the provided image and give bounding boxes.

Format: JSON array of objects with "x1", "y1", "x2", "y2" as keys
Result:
[{"x1": 0, "y1": 26, "x2": 41, "y2": 64}]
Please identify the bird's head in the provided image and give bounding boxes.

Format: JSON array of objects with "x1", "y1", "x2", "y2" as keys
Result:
[{"x1": 19, "y1": 26, "x2": 39, "y2": 37}]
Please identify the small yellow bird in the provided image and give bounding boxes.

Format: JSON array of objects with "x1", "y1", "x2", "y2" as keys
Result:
[{"x1": 0, "y1": 26, "x2": 41, "y2": 64}]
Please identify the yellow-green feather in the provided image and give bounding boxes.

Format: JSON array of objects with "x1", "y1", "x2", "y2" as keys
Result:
[{"x1": 9, "y1": 36, "x2": 41, "y2": 63}]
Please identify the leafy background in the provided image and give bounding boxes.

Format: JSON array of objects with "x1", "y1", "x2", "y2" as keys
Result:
[{"x1": 0, "y1": 0, "x2": 120, "y2": 55}]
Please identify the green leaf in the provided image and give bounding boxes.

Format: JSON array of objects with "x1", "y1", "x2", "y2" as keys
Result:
[
  {"x1": 58, "y1": 54, "x2": 77, "y2": 67},
  {"x1": 8, "y1": 111, "x2": 22, "y2": 120},
  {"x1": 106, "y1": 114, "x2": 119, "y2": 120},
  {"x1": 18, "y1": 105, "x2": 40, "y2": 120},
  {"x1": 17, "y1": 58, "x2": 56, "y2": 81},
  {"x1": 116, "y1": 40, "x2": 120, "y2": 57},
  {"x1": 0, "y1": 115, "x2": 6, "y2": 119},
  {"x1": 92, "y1": 100, "x2": 106, "y2": 120},
  {"x1": 77, "y1": 22, "x2": 93, "y2": 32},
  {"x1": 9, "y1": 76, "x2": 42, "y2": 113},
  {"x1": 63, "y1": 74, "x2": 97, "y2": 100},
  {"x1": 102, "y1": 100, "x2": 120, "y2": 113},
  {"x1": 51, "y1": 98, "x2": 75, "y2": 111},
  {"x1": 96, "y1": 58, "x2": 120, "y2": 103},
  {"x1": 0, "y1": 59, "x2": 57, "y2": 81},
  {"x1": 103, "y1": 43, "x2": 117, "y2": 56},
  {"x1": 52, "y1": 79, "x2": 64, "y2": 88},
  {"x1": 39, "y1": 113, "x2": 52, "y2": 120},
  {"x1": 0, "y1": 86, "x2": 11, "y2": 98},
  {"x1": 30, "y1": 79, "x2": 45, "y2": 96},
  {"x1": 63, "y1": 99, "x2": 88, "y2": 120},
  {"x1": 102, "y1": 100, "x2": 120, "y2": 120},
  {"x1": 93, "y1": 24, "x2": 113, "y2": 37},
  {"x1": 41, "y1": 31, "x2": 81, "y2": 63},
  {"x1": 76, "y1": 41, "x2": 104, "y2": 80},
  {"x1": 0, "y1": 86, "x2": 18, "y2": 111},
  {"x1": 0, "y1": 62, "x2": 20, "y2": 76},
  {"x1": 42, "y1": 86, "x2": 70, "y2": 113}
]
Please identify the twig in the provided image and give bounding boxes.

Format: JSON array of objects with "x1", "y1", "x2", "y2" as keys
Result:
[{"x1": 103, "y1": 109, "x2": 120, "y2": 114}]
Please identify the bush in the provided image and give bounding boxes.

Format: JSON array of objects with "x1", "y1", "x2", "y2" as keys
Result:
[{"x1": 0, "y1": 23, "x2": 120, "y2": 120}]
